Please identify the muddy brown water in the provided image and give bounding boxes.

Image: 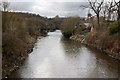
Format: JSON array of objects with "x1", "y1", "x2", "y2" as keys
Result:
[{"x1": 9, "y1": 30, "x2": 119, "y2": 78}]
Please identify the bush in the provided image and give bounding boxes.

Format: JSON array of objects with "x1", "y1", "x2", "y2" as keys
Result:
[
  {"x1": 2, "y1": 32, "x2": 20, "y2": 57},
  {"x1": 108, "y1": 20, "x2": 120, "y2": 35},
  {"x1": 61, "y1": 17, "x2": 80, "y2": 38},
  {"x1": 62, "y1": 30, "x2": 73, "y2": 38},
  {"x1": 97, "y1": 32, "x2": 109, "y2": 49}
]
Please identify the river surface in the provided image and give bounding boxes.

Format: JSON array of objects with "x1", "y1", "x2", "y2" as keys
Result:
[{"x1": 10, "y1": 30, "x2": 119, "y2": 78}]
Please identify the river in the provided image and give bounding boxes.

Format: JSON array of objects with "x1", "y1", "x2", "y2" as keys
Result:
[{"x1": 10, "y1": 30, "x2": 119, "y2": 78}]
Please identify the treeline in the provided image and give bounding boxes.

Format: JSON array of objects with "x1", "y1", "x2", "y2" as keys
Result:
[
  {"x1": 3, "y1": 12, "x2": 46, "y2": 58},
  {"x1": 2, "y1": 11, "x2": 62, "y2": 77}
]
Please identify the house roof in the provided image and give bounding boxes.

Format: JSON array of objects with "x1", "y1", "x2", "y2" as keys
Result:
[{"x1": 84, "y1": 23, "x2": 92, "y2": 27}]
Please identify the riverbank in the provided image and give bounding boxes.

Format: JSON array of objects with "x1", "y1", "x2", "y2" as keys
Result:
[
  {"x1": 2, "y1": 11, "x2": 59, "y2": 79},
  {"x1": 8, "y1": 30, "x2": 119, "y2": 78},
  {"x1": 2, "y1": 32, "x2": 47, "y2": 78},
  {"x1": 2, "y1": 36, "x2": 36, "y2": 78},
  {"x1": 70, "y1": 34, "x2": 120, "y2": 60}
]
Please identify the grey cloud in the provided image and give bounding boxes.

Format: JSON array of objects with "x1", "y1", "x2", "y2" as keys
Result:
[
  {"x1": 9, "y1": 2, "x2": 36, "y2": 12},
  {"x1": 9, "y1": 2, "x2": 93, "y2": 18}
]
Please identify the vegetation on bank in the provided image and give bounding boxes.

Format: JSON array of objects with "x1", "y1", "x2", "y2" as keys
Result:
[
  {"x1": 1, "y1": 0, "x2": 120, "y2": 78},
  {"x1": 108, "y1": 20, "x2": 120, "y2": 35},
  {"x1": 63, "y1": 19, "x2": 120, "y2": 59},
  {"x1": 60, "y1": 7, "x2": 120, "y2": 59},
  {"x1": 2, "y1": 11, "x2": 62, "y2": 77},
  {"x1": 61, "y1": 17, "x2": 84, "y2": 38},
  {"x1": 84, "y1": 20, "x2": 120, "y2": 59},
  {"x1": 60, "y1": 0, "x2": 120, "y2": 60}
]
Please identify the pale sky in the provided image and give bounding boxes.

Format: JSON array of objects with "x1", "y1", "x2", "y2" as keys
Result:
[{"x1": 2, "y1": 0, "x2": 119, "y2": 18}]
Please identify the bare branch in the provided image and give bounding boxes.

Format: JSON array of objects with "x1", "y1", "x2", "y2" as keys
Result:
[{"x1": 2, "y1": 2, "x2": 10, "y2": 11}]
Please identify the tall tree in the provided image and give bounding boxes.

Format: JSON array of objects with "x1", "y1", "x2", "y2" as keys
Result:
[
  {"x1": 114, "y1": 0, "x2": 120, "y2": 20},
  {"x1": 101, "y1": 1, "x2": 115, "y2": 21},
  {"x1": 101, "y1": 0, "x2": 120, "y2": 21},
  {"x1": 88, "y1": 0, "x2": 104, "y2": 27}
]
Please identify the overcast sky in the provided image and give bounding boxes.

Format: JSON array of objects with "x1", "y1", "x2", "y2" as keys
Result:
[
  {"x1": 9, "y1": 2, "x2": 90, "y2": 18},
  {"x1": 6, "y1": 0, "x2": 119, "y2": 18}
]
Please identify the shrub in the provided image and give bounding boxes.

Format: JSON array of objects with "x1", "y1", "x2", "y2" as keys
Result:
[
  {"x1": 97, "y1": 32, "x2": 109, "y2": 49},
  {"x1": 62, "y1": 30, "x2": 73, "y2": 38},
  {"x1": 108, "y1": 20, "x2": 120, "y2": 35},
  {"x1": 61, "y1": 17, "x2": 80, "y2": 38},
  {"x1": 2, "y1": 32, "x2": 20, "y2": 57}
]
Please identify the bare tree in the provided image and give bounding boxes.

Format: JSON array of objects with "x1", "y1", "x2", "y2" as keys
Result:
[
  {"x1": 114, "y1": 0, "x2": 120, "y2": 20},
  {"x1": 101, "y1": 3, "x2": 107, "y2": 21},
  {"x1": 100, "y1": 0, "x2": 120, "y2": 22},
  {"x1": 101, "y1": 0, "x2": 120, "y2": 21},
  {"x1": 101, "y1": 1, "x2": 115, "y2": 21},
  {"x1": 88, "y1": 0, "x2": 104, "y2": 27},
  {"x1": 2, "y1": 2, "x2": 10, "y2": 12},
  {"x1": 107, "y1": 2, "x2": 114, "y2": 21}
]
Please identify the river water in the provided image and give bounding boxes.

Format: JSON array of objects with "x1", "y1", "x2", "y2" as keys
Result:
[{"x1": 10, "y1": 30, "x2": 119, "y2": 78}]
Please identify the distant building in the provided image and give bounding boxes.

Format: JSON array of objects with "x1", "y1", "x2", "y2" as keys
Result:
[
  {"x1": 82, "y1": 23, "x2": 93, "y2": 32},
  {"x1": 85, "y1": 13, "x2": 94, "y2": 23},
  {"x1": 83, "y1": 23, "x2": 92, "y2": 28}
]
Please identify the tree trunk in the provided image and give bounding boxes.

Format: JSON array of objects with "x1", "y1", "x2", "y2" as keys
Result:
[
  {"x1": 118, "y1": 10, "x2": 120, "y2": 20},
  {"x1": 117, "y1": 4, "x2": 120, "y2": 20},
  {"x1": 107, "y1": 12, "x2": 111, "y2": 21},
  {"x1": 97, "y1": 14, "x2": 100, "y2": 27}
]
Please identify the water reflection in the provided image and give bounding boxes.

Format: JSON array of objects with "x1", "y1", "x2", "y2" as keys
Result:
[
  {"x1": 61, "y1": 37, "x2": 118, "y2": 78},
  {"x1": 9, "y1": 30, "x2": 119, "y2": 78}
]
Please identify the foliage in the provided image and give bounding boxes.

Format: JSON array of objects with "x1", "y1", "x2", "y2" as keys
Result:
[
  {"x1": 108, "y1": 20, "x2": 120, "y2": 35},
  {"x1": 97, "y1": 32, "x2": 109, "y2": 49},
  {"x1": 62, "y1": 30, "x2": 73, "y2": 38},
  {"x1": 85, "y1": 23, "x2": 120, "y2": 54},
  {"x1": 49, "y1": 15, "x2": 63, "y2": 29},
  {"x1": 2, "y1": 12, "x2": 58, "y2": 66},
  {"x1": 61, "y1": 17, "x2": 80, "y2": 38},
  {"x1": 2, "y1": 32, "x2": 20, "y2": 56}
]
